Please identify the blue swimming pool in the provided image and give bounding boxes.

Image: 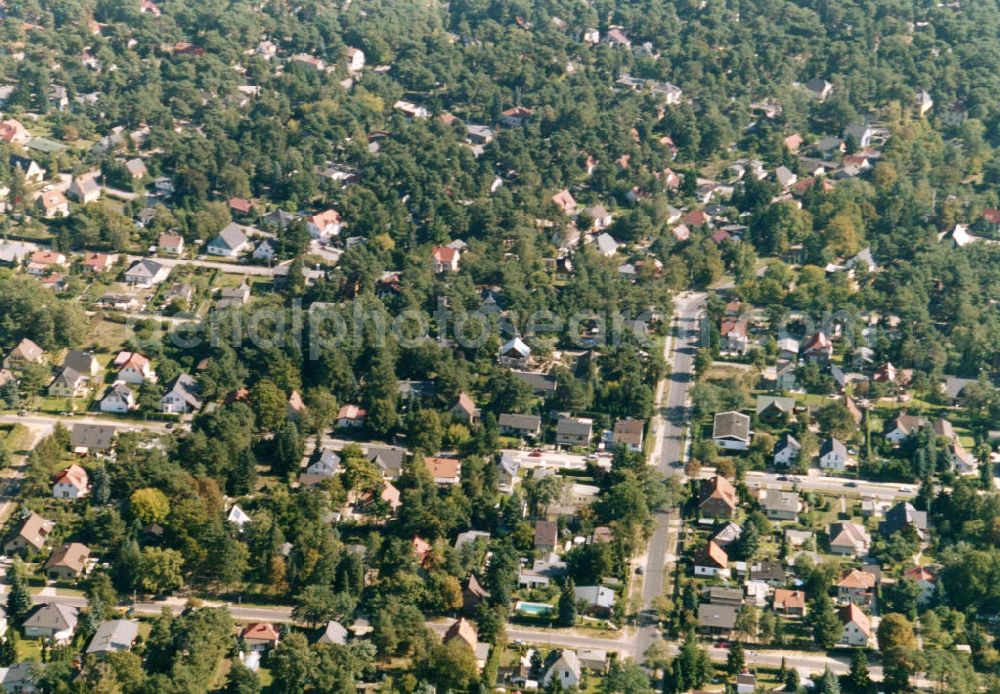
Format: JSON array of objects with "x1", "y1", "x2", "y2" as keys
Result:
[{"x1": 515, "y1": 601, "x2": 554, "y2": 616}]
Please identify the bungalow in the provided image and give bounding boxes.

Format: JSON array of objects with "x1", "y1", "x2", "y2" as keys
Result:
[
  {"x1": 512, "y1": 370, "x2": 559, "y2": 398},
  {"x1": 710, "y1": 522, "x2": 742, "y2": 549},
  {"x1": 432, "y1": 245, "x2": 460, "y2": 273},
  {"x1": 498, "y1": 414, "x2": 541, "y2": 439},
  {"x1": 217, "y1": 284, "x2": 251, "y2": 309},
  {"x1": 694, "y1": 540, "x2": 729, "y2": 578},
  {"x1": 160, "y1": 373, "x2": 201, "y2": 414},
  {"x1": 499, "y1": 337, "x2": 531, "y2": 367},
  {"x1": 720, "y1": 318, "x2": 749, "y2": 354},
  {"x1": 305, "y1": 209, "x2": 343, "y2": 239},
  {"x1": 124, "y1": 158, "x2": 147, "y2": 180},
  {"x1": 556, "y1": 416, "x2": 593, "y2": 448},
  {"x1": 759, "y1": 489, "x2": 801, "y2": 522},
  {"x1": 828, "y1": 522, "x2": 870, "y2": 557},
  {"x1": 712, "y1": 411, "x2": 751, "y2": 451},
  {"x1": 26, "y1": 250, "x2": 67, "y2": 276},
  {"x1": 115, "y1": 352, "x2": 155, "y2": 385},
  {"x1": 3, "y1": 338, "x2": 44, "y2": 369},
  {"x1": 68, "y1": 173, "x2": 101, "y2": 203},
  {"x1": 819, "y1": 437, "x2": 851, "y2": 470},
  {"x1": 699, "y1": 476, "x2": 738, "y2": 519},
  {"x1": 53, "y1": 464, "x2": 88, "y2": 499},
  {"x1": 82, "y1": 252, "x2": 114, "y2": 274},
  {"x1": 451, "y1": 392, "x2": 480, "y2": 424},
  {"x1": 157, "y1": 233, "x2": 185, "y2": 255},
  {"x1": 595, "y1": 233, "x2": 619, "y2": 257},
  {"x1": 124, "y1": 259, "x2": 170, "y2": 286},
  {"x1": 100, "y1": 382, "x2": 137, "y2": 413},
  {"x1": 773, "y1": 589, "x2": 807, "y2": 617},
  {"x1": 207, "y1": 223, "x2": 250, "y2": 257},
  {"x1": 87, "y1": 620, "x2": 139, "y2": 656},
  {"x1": 336, "y1": 404, "x2": 367, "y2": 428},
  {"x1": 23, "y1": 603, "x2": 78, "y2": 643},
  {"x1": 44, "y1": 542, "x2": 90, "y2": 580},
  {"x1": 573, "y1": 585, "x2": 616, "y2": 616},
  {"x1": 4, "y1": 512, "x2": 54, "y2": 553},
  {"x1": 756, "y1": 395, "x2": 795, "y2": 423},
  {"x1": 612, "y1": 419, "x2": 644, "y2": 452},
  {"x1": 70, "y1": 424, "x2": 116, "y2": 455},
  {"x1": 37, "y1": 189, "x2": 70, "y2": 218},
  {"x1": 48, "y1": 367, "x2": 88, "y2": 398},
  {"x1": 697, "y1": 603, "x2": 737, "y2": 636},
  {"x1": 772, "y1": 433, "x2": 801, "y2": 467},
  {"x1": 582, "y1": 204, "x2": 613, "y2": 230},
  {"x1": 837, "y1": 569, "x2": 876, "y2": 605},
  {"x1": 240, "y1": 623, "x2": 280, "y2": 652},
  {"x1": 839, "y1": 603, "x2": 872, "y2": 647},
  {"x1": 227, "y1": 197, "x2": 253, "y2": 216}
]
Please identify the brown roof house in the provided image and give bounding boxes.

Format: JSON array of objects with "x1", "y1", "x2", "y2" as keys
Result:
[
  {"x1": 837, "y1": 569, "x2": 877, "y2": 605},
  {"x1": 534, "y1": 520, "x2": 559, "y2": 553},
  {"x1": 699, "y1": 476, "x2": 738, "y2": 519},
  {"x1": 694, "y1": 540, "x2": 729, "y2": 578},
  {"x1": 4, "y1": 512, "x2": 54, "y2": 554},
  {"x1": 444, "y1": 618, "x2": 491, "y2": 671},
  {"x1": 612, "y1": 419, "x2": 645, "y2": 452},
  {"x1": 451, "y1": 392, "x2": 480, "y2": 425},
  {"x1": 839, "y1": 603, "x2": 872, "y2": 646},
  {"x1": 3, "y1": 338, "x2": 44, "y2": 369},
  {"x1": 773, "y1": 589, "x2": 807, "y2": 616},
  {"x1": 44, "y1": 542, "x2": 91, "y2": 580},
  {"x1": 827, "y1": 521, "x2": 871, "y2": 557}
]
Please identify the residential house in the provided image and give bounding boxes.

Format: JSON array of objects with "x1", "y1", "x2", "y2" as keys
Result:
[
  {"x1": 595, "y1": 233, "x2": 619, "y2": 257},
  {"x1": 772, "y1": 433, "x2": 801, "y2": 467},
  {"x1": 37, "y1": 189, "x2": 70, "y2": 218},
  {"x1": 758, "y1": 489, "x2": 801, "y2": 521},
  {"x1": 582, "y1": 204, "x2": 612, "y2": 230},
  {"x1": 465, "y1": 124, "x2": 495, "y2": 145},
  {"x1": 157, "y1": 233, "x2": 184, "y2": 255},
  {"x1": 26, "y1": 250, "x2": 67, "y2": 276},
  {"x1": 710, "y1": 522, "x2": 742, "y2": 549},
  {"x1": 253, "y1": 239, "x2": 278, "y2": 261},
  {"x1": 498, "y1": 337, "x2": 531, "y2": 367},
  {"x1": 947, "y1": 440, "x2": 978, "y2": 475},
  {"x1": 68, "y1": 173, "x2": 101, "y2": 203},
  {"x1": 775, "y1": 165, "x2": 797, "y2": 189},
  {"x1": 3, "y1": 339, "x2": 44, "y2": 369},
  {"x1": 720, "y1": 318, "x2": 749, "y2": 354},
  {"x1": 556, "y1": 416, "x2": 593, "y2": 447},
  {"x1": 498, "y1": 453, "x2": 521, "y2": 492},
  {"x1": 319, "y1": 621, "x2": 349, "y2": 646},
  {"x1": 542, "y1": 650, "x2": 582, "y2": 689},
  {"x1": 48, "y1": 367, "x2": 88, "y2": 398},
  {"x1": 444, "y1": 618, "x2": 491, "y2": 669},
  {"x1": 837, "y1": 569, "x2": 876, "y2": 605},
  {"x1": 883, "y1": 413, "x2": 925, "y2": 444},
  {"x1": 393, "y1": 100, "x2": 429, "y2": 119},
  {"x1": 44, "y1": 542, "x2": 90, "y2": 580},
  {"x1": 23, "y1": 603, "x2": 78, "y2": 643},
  {"x1": 305, "y1": 209, "x2": 343, "y2": 239},
  {"x1": 750, "y1": 560, "x2": 786, "y2": 586},
  {"x1": 345, "y1": 47, "x2": 365, "y2": 72},
  {"x1": 124, "y1": 158, "x2": 147, "y2": 180},
  {"x1": 551, "y1": 189, "x2": 577, "y2": 215},
  {"x1": 512, "y1": 370, "x2": 559, "y2": 398},
  {"x1": 53, "y1": 464, "x2": 88, "y2": 499},
  {"x1": 699, "y1": 476, "x2": 738, "y2": 519},
  {"x1": 82, "y1": 252, "x2": 114, "y2": 274},
  {"x1": 0, "y1": 120, "x2": 30, "y2": 145},
  {"x1": 216, "y1": 283, "x2": 251, "y2": 309},
  {"x1": 578, "y1": 649, "x2": 609, "y2": 673},
  {"x1": 124, "y1": 259, "x2": 170, "y2": 286},
  {"x1": 612, "y1": 419, "x2": 644, "y2": 452},
  {"x1": 498, "y1": 414, "x2": 541, "y2": 439},
  {"x1": 4, "y1": 513, "x2": 53, "y2": 554},
  {"x1": 87, "y1": 620, "x2": 139, "y2": 656},
  {"x1": 207, "y1": 223, "x2": 249, "y2": 257},
  {"x1": 573, "y1": 585, "x2": 616, "y2": 616},
  {"x1": 300, "y1": 449, "x2": 341, "y2": 487},
  {"x1": 805, "y1": 78, "x2": 834, "y2": 100},
  {"x1": 756, "y1": 395, "x2": 795, "y2": 423},
  {"x1": 70, "y1": 424, "x2": 116, "y2": 455},
  {"x1": 819, "y1": 437, "x2": 851, "y2": 470},
  {"x1": 336, "y1": 404, "x2": 367, "y2": 428},
  {"x1": 839, "y1": 603, "x2": 872, "y2": 646},
  {"x1": 736, "y1": 673, "x2": 758, "y2": 694},
  {"x1": 160, "y1": 373, "x2": 201, "y2": 414},
  {"x1": 801, "y1": 332, "x2": 833, "y2": 362},
  {"x1": 879, "y1": 502, "x2": 928, "y2": 539},
  {"x1": 903, "y1": 566, "x2": 937, "y2": 605},
  {"x1": 915, "y1": 89, "x2": 934, "y2": 117},
  {"x1": 694, "y1": 540, "x2": 729, "y2": 578},
  {"x1": 451, "y1": 392, "x2": 480, "y2": 425},
  {"x1": 828, "y1": 522, "x2": 870, "y2": 557},
  {"x1": 705, "y1": 586, "x2": 744, "y2": 607},
  {"x1": 533, "y1": 520, "x2": 559, "y2": 553},
  {"x1": 844, "y1": 124, "x2": 875, "y2": 148},
  {"x1": 115, "y1": 352, "x2": 155, "y2": 385},
  {"x1": 712, "y1": 411, "x2": 751, "y2": 451},
  {"x1": 432, "y1": 245, "x2": 460, "y2": 273},
  {"x1": 500, "y1": 106, "x2": 533, "y2": 127},
  {"x1": 697, "y1": 603, "x2": 737, "y2": 636},
  {"x1": 603, "y1": 28, "x2": 631, "y2": 47},
  {"x1": 0, "y1": 242, "x2": 32, "y2": 266},
  {"x1": 240, "y1": 623, "x2": 280, "y2": 652},
  {"x1": 426, "y1": 457, "x2": 461, "y2": 485},
  {"x1": 100, "y1": 382, "x2": 136, "y2": 413},
  {"x1": 773, "y1": 589, "x2": 807, "y2": 616},
  {"x1": 227, "y1": 197, "x2": 253, "y2": 216}
]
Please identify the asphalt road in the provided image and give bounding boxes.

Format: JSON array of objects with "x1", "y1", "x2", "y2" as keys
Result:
[{"x1": 0, "y1": 413, "x2": 178, "y2": 434}]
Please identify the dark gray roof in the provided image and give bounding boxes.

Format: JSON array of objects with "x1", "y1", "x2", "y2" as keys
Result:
[
  {"x1": 697, "y1": 603, "x2": 737, "y2": 629},
  {"x1": 879, "y1": 502, "x2": 928, "y2": 536},
  {"x1": 366, "y1": 445, "x2": 408, "y2": 478},
  {"x1": 63, "y1": 350, "x2": 98, "y2": 374},
  {"x1": 713, "y1": 411, "x2": 750, "y2": 441},
  {"x1": 87, "y1": 620, "x2": 139, "y2": 654},
  {"x1": 820, "y1": 437, "x2": 847, "y2": 459},
  {"x1": 70, "y1": 424, "x2": 116, "y2": 451},
  {"x1": 512, "y1": 370, "x2": 558, "y2": 394},
  {"x1": 498, "y1": 413, "x2": 541, "y2": 429}
]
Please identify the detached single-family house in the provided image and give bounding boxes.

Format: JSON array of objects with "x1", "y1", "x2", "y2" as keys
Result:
[
  {"x1": 756, "y1": 395, "x2": 795, "y2": 423},
  {"x1": 501, "y1": 106, "x2": 533, "y2": 127},
  {"x1": 499, "y1": 337, "x2": 531, "y2": 367},
  {"x1": 23, "y1": 603, "x2": 78, "y2": 643},
  {"x1": 305, "y1": 209, "x2": 343, "y2": 239},
  {"x1": 37, "y1": 189, "x2": 70, "y2": 218},
  {"x1": 772, "y1": 433, "x2": 801, "y2": 467},
  {"x1": 612, "y1": 419, "x2": 644, "y2": 452},
  {"x1": 49, "y1": 367, "x2": 88, "y2": 398},
  {"x1": 697, "y1": 603, "x2": 737, "y2": 636},
  {"x1": 694, "y1": 540, "x2": 729, "y2": 578},
  {"x1": 903, "y1": 566, "x2": 937, "y2": 605},
  {"x1": 451, "y1": 392, "x2": 480, "y2": 425},
  {"x1": 125, "y1": 158, "x2": 148, "y2": 180},
  {"x1": 879, "y1": 502, "x2": 928, "y2": 540},
  {"x1": 100, "y1": 382, "x2": 137, "y2": 413},
  {"x1": 426, "y1": 457, "x2": 462, "y2": 485},
  {"x1": 70, "y1": 424, "x2": 116, "y2": 455},
  {"x1": 4, "y1": 512, "x2": 54, "y2": 553},
  {"x1": 124, "y1": 259, "x2": 170, "y2": 286},
  {"x1": 345, "y1": 47, "x2": 365, "y2": 72},
  {"x1": 319, "y1": 620, "x2": 349, "y2": 646},
  {"x1": 543, "y1": 650, "x2": 582, "y2": 689},
  {"x1": 432, "y1": 245, "x2": 461, "y2": 273},
  {"x1": 241, "y1": 623, "x2": 280, "y2": 652},
  {"x1": 837, "y1": 569, "x2": 877, "y2": 605},
  {"x1": 819, "y1": 437, "x2": 850, "y2": 470},
  {"x1": 758, "y1": 489, "x2": 801, "y2": 522},
  {"x1": 883, "y1": 414, "x2": 925, "y2": 444},
  {"x1": 87, "y1": 620, "x2": 139, "y2": 656},
  {"x1": 115, "y1": 352, "x2": 155, "y2": 385},
  {"x1": 773, "y1": 589, "x2": 807, "y2": 616},
  {"x1": 699, "y1": 476, "x2": 738, "y2": 519},
  {"x1": 207, "y1": 224, "x2": 250, "y2": 257},
  {"x1": 157, "y1": 233, "x2": 184, "y2": 255},
  {"x1": 839, "y1": 603, "x2": 872, "y2": 647},
  {"x1": 720, "y1": 318, "x2": 749, "y2": 354},
  {"x1": 82, "y1": 252, "x2": 115, "y2": 274},
  {"x1": 44, "y1": 542, "x2": 90, "y2": 580},
  {"x1": 828, "y1": 522, "x2": 870, "y2": 557},
  {"x1": 336, "y1": 404, "x2": 367, "y2": 428},
  {"x1": 551, "y1": 189, "x2": 577, "y2": 215},
  {"x1": 805, "y1": 77, "x2": 834, "y2": 100},
  {"x1": 160, "y1": 373, "x2": 201, "y2": 414},
  {"x1": 556, "y1": 416, "x2": 593, "y2": 447},
  {"x1": 533, "y1": 520, "x2": 559, "y2": 553},
  {"x1": 801, "y1": 332, "x2": 833, "y2": 362},
  {"x1": 53, "y1": 464, "x2": 88, "y2": 499},
  {"x1": 498, "y1": 414, "x2": 541, "y2": 439},
  {"x1": 68, "y1": 173, "x2": 101, "y2": 203},
  {"x1": 712, "y1": 411, "x2": 751, "y2": 451},
  {"x1": 4, "y1": 339, "x2": 44, "y2": 369},
  {"x1": 498, "y1": 453, "x2": 521, "y2": 492},
  {"x1": 573, "y1": 585, "x2": 616, "y2": 616}
]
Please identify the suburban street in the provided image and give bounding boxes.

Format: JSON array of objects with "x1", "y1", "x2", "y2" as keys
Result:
[
  {"x1": 0, "y1": 413, "x2": 178, "y2": 435},
  {"x1": 126, "y1": 254, "x2": 325, "y2": 280}
]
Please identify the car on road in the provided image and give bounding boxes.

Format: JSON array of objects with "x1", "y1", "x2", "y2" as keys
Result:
[
  {"x1": 635, "y1": 566, "x2": 644, "y2": 575},
  {"x1": 899, "y1": 485, "x2": 914, "y2": 492},
  {"x1": 776, "y1": 475, "x2": 788, "y2": 481},
  {"x1": 844, "y1": 481, "x2": 858, "y2": 488},
  {"x1": 166, "y1": 422, "x2": 174, "y2": 430}
]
